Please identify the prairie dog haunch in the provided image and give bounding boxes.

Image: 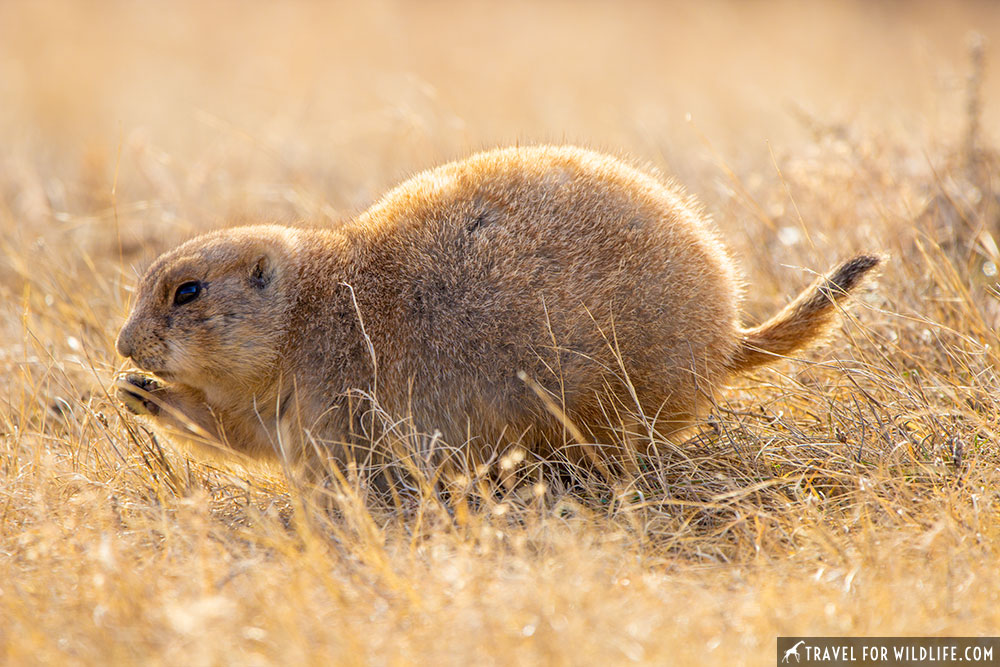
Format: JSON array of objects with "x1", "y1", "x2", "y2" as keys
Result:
[{"x1": 115, "y1": 145, "x2": 879, "y2": 472}]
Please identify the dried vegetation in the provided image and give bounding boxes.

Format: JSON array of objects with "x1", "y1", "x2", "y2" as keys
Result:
[{"x1": 2, "y1": 1, "x2": 1000, "y2": 664}]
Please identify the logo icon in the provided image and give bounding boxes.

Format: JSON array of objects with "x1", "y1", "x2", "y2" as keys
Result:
[{"x1": 782, "y1": 640, "x2": 807, "y2": 663}]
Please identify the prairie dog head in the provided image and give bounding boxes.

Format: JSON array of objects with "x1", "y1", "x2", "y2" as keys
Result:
[{"x1": 116, "y1": 225, "x2": 300, "y2": 396}]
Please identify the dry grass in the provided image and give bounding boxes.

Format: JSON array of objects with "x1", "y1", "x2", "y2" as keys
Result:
[{"x1": 3, "y1": 1, "x2": 1000, "y2": 664}]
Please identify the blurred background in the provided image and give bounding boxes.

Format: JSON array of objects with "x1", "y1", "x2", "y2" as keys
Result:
[{"x1": 3, "y1": 1, "x2": 997, "y2": 215}]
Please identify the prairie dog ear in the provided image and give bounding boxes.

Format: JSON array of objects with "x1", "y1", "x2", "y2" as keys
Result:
[{"x1": 249, "y1": 254, "x2": 275, "y2": 289}]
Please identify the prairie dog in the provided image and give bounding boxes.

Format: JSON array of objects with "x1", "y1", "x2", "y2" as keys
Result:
[{"x1": 115, "y1": 146, "x2": 879, "y2": 474}]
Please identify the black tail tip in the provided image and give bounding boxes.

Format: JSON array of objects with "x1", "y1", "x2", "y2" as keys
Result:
[{"x1": 824, "y1": 253, "x2": 883, "y2": 297}]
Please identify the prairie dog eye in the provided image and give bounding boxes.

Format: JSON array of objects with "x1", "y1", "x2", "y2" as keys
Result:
[{"x1": 174, "y1": 281, "x2": 202, "y2": 306}]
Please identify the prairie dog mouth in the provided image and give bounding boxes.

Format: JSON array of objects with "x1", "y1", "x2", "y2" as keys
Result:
[{"x1": 126, "y1": 366, "x2": 174, "y2": 382}]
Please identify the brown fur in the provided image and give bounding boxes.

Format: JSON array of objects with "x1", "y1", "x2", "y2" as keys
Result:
[{"x1": 115, "y1": 145, "x2": 880, "y2": 474}]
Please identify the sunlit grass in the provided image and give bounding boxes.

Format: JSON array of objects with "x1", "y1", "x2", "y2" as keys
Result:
[{"x1": 2, "y1": 1, "x2": 1000, "y2": 664}]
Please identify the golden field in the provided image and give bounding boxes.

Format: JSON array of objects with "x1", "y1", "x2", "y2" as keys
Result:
[{"x1": 2, "y1": 1, "x2": 1000, "y2": 664}]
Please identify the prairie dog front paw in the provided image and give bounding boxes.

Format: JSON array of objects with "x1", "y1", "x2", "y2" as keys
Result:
[{"x1": 116, "y1": 373, "x2": 166, "y2": 416}]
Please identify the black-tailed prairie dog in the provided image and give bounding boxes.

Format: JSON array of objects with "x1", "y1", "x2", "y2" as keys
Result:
[{"x1": 115, "y1": 145, "x2": 879, "y2": 475}]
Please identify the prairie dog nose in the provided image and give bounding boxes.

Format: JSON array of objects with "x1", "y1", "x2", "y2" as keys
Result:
[{"x1": 116, "y1": 327, "x2": 134, "y2": 359}]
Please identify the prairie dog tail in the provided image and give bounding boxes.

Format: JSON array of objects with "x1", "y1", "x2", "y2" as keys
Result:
[{"x1": 729, "y1": 254, "x2": 881, "y2": 373}]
